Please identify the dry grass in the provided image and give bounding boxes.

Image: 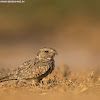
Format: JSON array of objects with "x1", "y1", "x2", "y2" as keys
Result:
[{"x1": 0, "y1": 65, "x2": 100, "y2": 100}]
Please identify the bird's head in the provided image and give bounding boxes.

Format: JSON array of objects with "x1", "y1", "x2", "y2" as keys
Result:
[{"x1": 36, "y1": 47, "x2": 58, "y2": 60}]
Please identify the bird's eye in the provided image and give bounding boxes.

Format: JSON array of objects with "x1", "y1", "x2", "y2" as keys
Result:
[{"x1": 45, "y1": 51, "x2": 49, "y2": 53}]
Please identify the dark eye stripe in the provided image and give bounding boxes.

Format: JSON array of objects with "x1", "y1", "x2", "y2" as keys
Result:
[{"x1": 45, "y1": 51, "x2": 49, "y2": 53}]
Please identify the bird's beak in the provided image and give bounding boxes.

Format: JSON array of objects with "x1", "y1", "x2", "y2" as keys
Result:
[{"x1": 54, "y1": 50, "x2": 58, "y2": 55}]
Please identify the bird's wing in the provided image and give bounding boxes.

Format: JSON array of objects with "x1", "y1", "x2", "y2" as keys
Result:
[
  {"x1": 32, "y1": 61, "x2": 52, "y2": 78},
  {"x1": 18, "y1": 59, "x2": 52, "y2": 79},
  {"x1": 18, "y1": 60, "x2": 34, "y2": 70},
  {"x1": 16, "y1": 60, "x2": 52, "y2": 79},
  {"x1": 0, "y1": 60, "x2": 34, "y2": 81}
]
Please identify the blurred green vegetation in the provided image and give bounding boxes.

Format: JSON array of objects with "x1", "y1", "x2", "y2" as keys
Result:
[
  {"x1": 0, "y1": 0, "x2": 100, "y2": 16},
  {"x1": 0, "y1": 0, "x2": 100, "y2": 34}
]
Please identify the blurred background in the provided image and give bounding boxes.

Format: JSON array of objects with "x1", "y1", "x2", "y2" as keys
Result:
[{"x1": 0, "y1": 0, "x2": 100, "y2": 69}]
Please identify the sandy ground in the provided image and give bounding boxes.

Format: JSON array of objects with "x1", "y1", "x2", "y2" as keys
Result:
[{"x1": 0, "y1": 65, "x2": 100, "y2": 100}]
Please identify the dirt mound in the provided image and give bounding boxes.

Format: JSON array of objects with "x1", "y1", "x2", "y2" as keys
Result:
[{"x1": 0, "y1": 65, "x2": 100, "y2": 100}]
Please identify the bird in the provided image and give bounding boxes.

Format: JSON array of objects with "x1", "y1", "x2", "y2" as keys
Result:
[{"x1": 0, "y1": 47, "x2": 58, "y2": 86}]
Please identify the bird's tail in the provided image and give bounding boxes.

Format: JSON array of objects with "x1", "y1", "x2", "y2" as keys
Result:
[{"x1": 0, "y1": 70, "x2": 17, "y2": 82}]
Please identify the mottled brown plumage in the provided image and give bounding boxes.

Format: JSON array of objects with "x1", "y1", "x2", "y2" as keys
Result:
[{"x1": 0, "y1": 47, "x2": 58, "y2": 85}]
